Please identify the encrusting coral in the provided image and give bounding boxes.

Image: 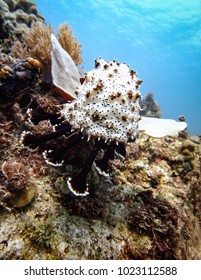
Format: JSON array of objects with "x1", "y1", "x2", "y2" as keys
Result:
[
  {"x1": 0, "y1": 0, "x2": 44, "y2": 38},
  {"x1": 179, "y1": 139, "x2": 196, "y2": 169}
]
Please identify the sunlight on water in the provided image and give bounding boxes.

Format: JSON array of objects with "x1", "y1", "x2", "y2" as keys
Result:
[{"x1": 35, "y1": 0, "x2": 201, "y2": 135}]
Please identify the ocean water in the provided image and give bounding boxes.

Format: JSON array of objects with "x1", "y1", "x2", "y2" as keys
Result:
[{"x1": 35, "y1": 0, "x2": 201, "y2": 135}]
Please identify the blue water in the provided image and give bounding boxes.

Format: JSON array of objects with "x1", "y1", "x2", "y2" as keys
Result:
[{"x1": 35, "y1": 0, "x2": 201, "y2": 135}]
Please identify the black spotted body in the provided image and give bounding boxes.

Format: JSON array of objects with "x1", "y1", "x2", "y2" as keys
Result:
[{"x1": 61, "y1": 59, "x2": 142, "y2": 144}]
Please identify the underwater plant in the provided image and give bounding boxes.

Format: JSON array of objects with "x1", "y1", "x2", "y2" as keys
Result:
[
  {"x1": 57, "y1": 23, "x2": 83, "y2": 67},
  {"x1": 20, "y1": 34, "x2": 187, "y2": 197},
  {"x1": 11, "y1": 22, "x2": 53, "y2": 81}
]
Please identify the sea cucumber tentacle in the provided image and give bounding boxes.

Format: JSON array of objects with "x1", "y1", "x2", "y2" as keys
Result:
[{"x1": 66, "y1": 139, "x2": 106, "y2": 196}]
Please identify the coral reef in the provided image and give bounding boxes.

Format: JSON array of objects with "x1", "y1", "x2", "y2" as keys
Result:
[
  {"x1": 11, "y1": 22, "x2": 53, "y2": 81},
  {"x1": 0, "y1": 0, "x2": 45, "y2": 77},
  {"x1": 1, "y1": 124, "x2": 201, "y2": 259},
  {"x1": 140, "y1": 92, "x2": 162, "y2": 118},
  {"x1": 11, "y1": 22, "x2": 83, "y2": 81},
  {"x1": 0, "y1": 10, "x2": 200, "y2": 260},
  {"x1": 0, "y1": 57, "x2": 41, "y2": 108},
  {"x1": 1, "y1": 2, "x2": 82, "y2": 83},
  {"x1": 0, "y1": 0, "x2": 44, "y2": 38},
  {"x1": 21, "y1": 57, "x2": 143, "y2": 196},
  {"x1": 20, "y1": 36, "x2": 186, "y2": 197},
  {"x1": 0, "y1": 81, "x2": 200, "y2": 260}
]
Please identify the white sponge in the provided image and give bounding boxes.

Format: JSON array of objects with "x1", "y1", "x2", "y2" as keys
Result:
[{"x1": 139, "y1": 117, "x2": 187, "y2": 137}]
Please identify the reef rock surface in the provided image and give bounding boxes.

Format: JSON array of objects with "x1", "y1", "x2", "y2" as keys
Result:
[{"x1": 0, "y1": 95, "x2": 201, "y2": 259}]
